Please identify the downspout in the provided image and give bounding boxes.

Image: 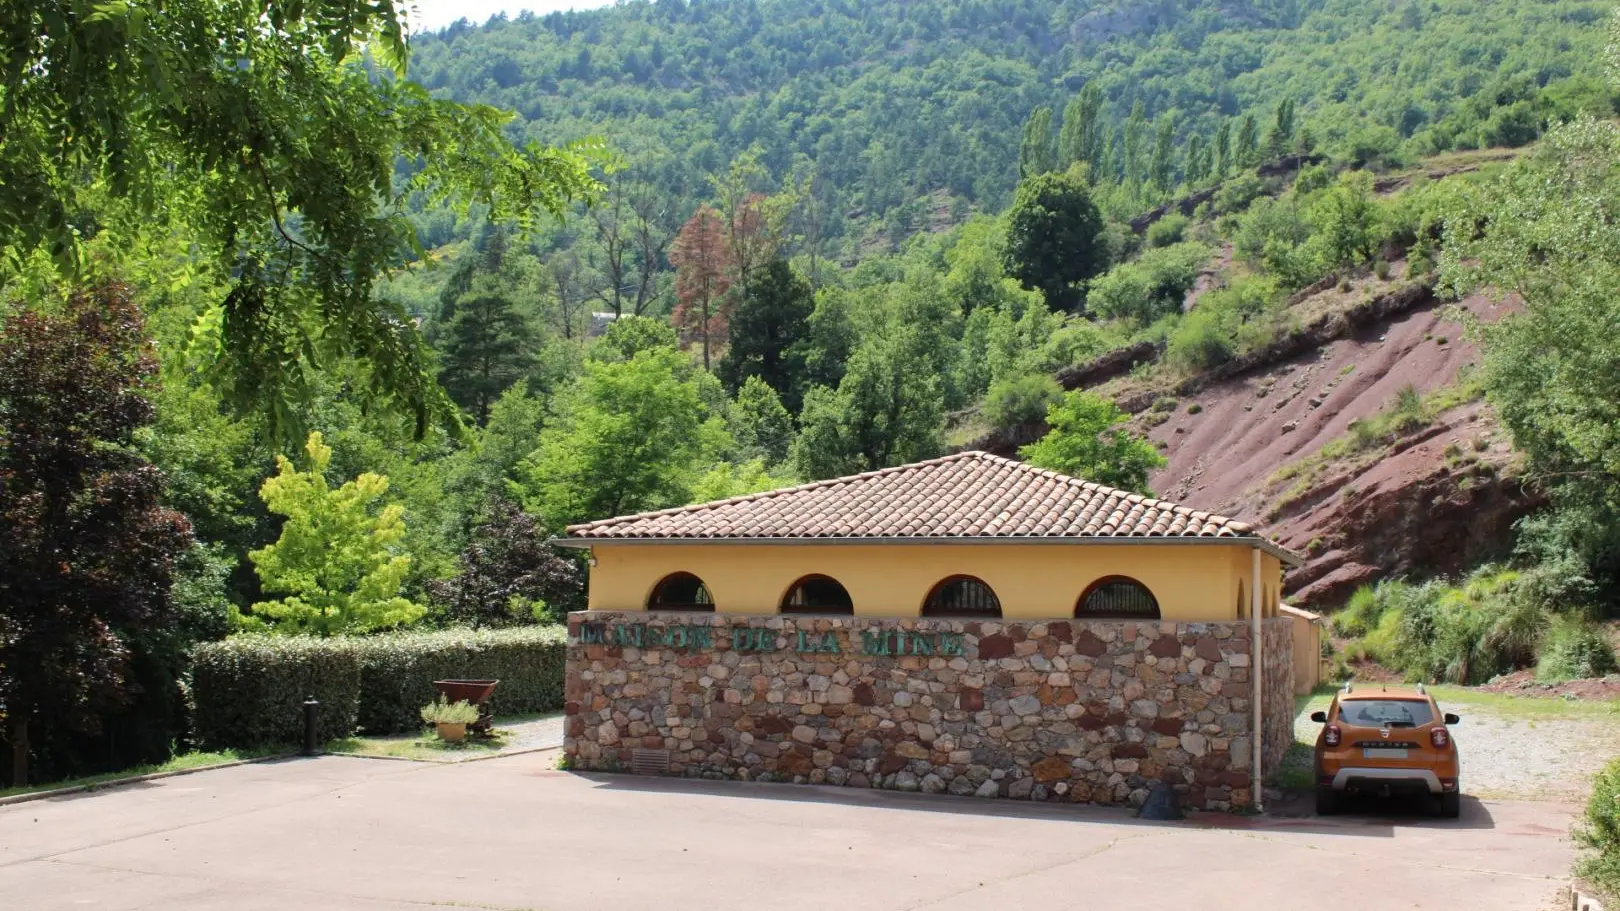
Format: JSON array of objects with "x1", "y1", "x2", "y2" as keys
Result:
[{"x1": 1250, "y1": 546, "x2": 1264, "y2": 813}]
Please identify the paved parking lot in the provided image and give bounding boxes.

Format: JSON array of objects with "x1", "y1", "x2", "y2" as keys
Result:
[{"x1": 0, "y1": 752, "x2": 1579, "y2": 910}]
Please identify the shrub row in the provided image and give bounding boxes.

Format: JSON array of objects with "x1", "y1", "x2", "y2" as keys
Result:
[{"x1": 191, "y1": 626, "x2": 567, "y2": 749}]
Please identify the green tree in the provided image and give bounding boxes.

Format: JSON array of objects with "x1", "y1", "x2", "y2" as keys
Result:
[
  {"x1": 1214, "y1": 120, "x2": 1233, "y2": 176},
  {"x1": 1019, "y1": 390, "x2": 1166, "y2": 494},
  {"x1": 1266, "y1": 98, "x2": 1297, "y2": 157},
  {"x1": 1058, "y1": 84, "x2": 1106, "y2": 174},
  {"x1": 247, "y1": 432, "x2": 424, "y2": 635},
  {"x1": 514, "y1": 347, "x2": 727, "y2": 528},
  {"x1": 1307, "y1": 170, "x2": 1383, "y2": 271},
  {"x1": 792, "y1": 330, "x2": 945, "y2": 480},
  {"x1": 719, "y1": 259, "x2": 814, "y2": 412},
  {"x1": 1019, "y1": 106, "x2": 1057, "y2": 177},
  {"x1": 1185, "y1": 134, "x2": 1210, "y2": 184},
  {"x1": 1442, "y1": 117, "x2": 1620, "y2": 603},
  {"x1": 1236, "y1": 113, "x2": 1260, "y2": 167},
  {"x1": 590, "y1": 314, "x2": 681, "y2": 363},
  {"x1": 437, "y1": 294, "x2": 541, "y2": 425},
  {"x1": 728, "y1": 376, "x2": 795, "y2": 466},
  {"x1": 1000, "y1": 169, "x2": 1109, "y2": 312},
  {"x1": 1150, "y1": 116, "x2": 1176, "y2": 191},
  {"x1": 1122, "y1": 101, "x2": 1149, "y2": 189},
  {"x1": 3, "y1": 1, "x2": 601, "y2": 437}
]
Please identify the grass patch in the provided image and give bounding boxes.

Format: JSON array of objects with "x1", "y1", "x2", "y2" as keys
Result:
[
  {"x1": 1271, "y1": 686, "x2": 1337, "y2": 791},
  {"x1": 0, "y1": 747, "x2": 286, "y2": 801},
  {"x1": 1265, "y1": 375, "x2": 1486, "y2": 510},
  {"x1": 1426, "y1": 685, "x2": 1620, "y2": 720},
  {"x1": 326, "y1": 712, "x2": 556, "y2": 763}
]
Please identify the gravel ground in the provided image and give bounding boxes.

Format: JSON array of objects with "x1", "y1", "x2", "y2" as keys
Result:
[
  {"x1": 494, "y1": 712, "x2": 565, "y2": 754},
  {"x1": 1287, "y1": 690, "x2": 1620, "y2": 802},
  {"x1": 1450, "y1": 710, "x2": 1620, "y2": 801}
]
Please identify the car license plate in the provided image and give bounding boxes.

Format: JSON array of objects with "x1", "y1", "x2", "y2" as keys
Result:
[{"x1": 1363, "y1": 748, "x2": 1409, "y2": 760}]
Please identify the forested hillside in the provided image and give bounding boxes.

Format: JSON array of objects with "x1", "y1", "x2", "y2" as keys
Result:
[{"x1": 404, "y1": 0, "x2": 1613, "y2": 255}]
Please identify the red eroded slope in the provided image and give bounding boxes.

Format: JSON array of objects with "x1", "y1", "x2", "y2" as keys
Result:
[{"x1": 1142, "y1": 292, "x2": 1537, "y2": 607}]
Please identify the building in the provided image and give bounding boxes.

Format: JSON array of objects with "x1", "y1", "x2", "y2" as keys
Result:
[{"x1": 558, "y1": 451, "x2": 1306, "y2": 810}]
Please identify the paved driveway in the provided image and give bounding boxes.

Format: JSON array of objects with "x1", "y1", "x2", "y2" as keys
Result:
[{"x1": 0, "y1": 752, "x2": 1578, "y2": 911}]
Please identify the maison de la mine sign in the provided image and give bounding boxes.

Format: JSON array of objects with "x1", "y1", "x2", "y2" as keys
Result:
[{"x1": 556, "y1": 451, "x2": 1318, "y2": 811}]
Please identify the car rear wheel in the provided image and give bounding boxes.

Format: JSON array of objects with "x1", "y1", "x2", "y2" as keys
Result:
[
  {"x1": 1438, "y1": 792, "x2": 1461, "y2": 819},
  {"x1": 1315, "y1": 787, "x2": 1338, "y2": 815}
]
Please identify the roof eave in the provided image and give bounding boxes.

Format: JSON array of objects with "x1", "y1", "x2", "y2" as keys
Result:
[{"x1": 551, "y1": 534, "x2": 1308, "y2": 568}]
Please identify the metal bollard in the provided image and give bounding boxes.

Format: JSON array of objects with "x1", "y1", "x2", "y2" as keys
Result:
[{"x1": 301, "y1": 698, "x2": 320, "y2": 756}]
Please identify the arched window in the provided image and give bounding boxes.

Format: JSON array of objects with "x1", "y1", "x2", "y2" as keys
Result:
[
  {"x1": 1076, "y1": 576, "x2": 1161, "y2": 620},
  {"x1": 922, "y1": 576, "x2": 1002, "y2": 618},
  {"x1": 780, "y1": 575, "x2": 854, "y2": 615},
  {"x1": 648, "y1": 572, "x2": 715, "y2": 611}
]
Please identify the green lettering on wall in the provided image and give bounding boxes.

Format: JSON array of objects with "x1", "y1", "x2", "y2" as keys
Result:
[
  {"x1": 581, "y1": 624, "x2": 604, "y2": 645},
  {"x1": 940, "y1": 633, "x2": 965, "y2": 656},
  {"x1": 817, "y1": 632, "x2": 840, "y2": 654},
  {"x1": 689, "y1": 626, "x2": 712, "y2": 649},
  {"x1": 795, "y1": 630, "x2": 811, "y2": 652},
  {"x1": 613, "y1": 624, "x2": 643, "y2": 647},
  {"x1": 860, "y1": 630, "x2": 890, "y2": 656},
  {"x1": 909, "y1": 632, "x2": 933, "y2": 656}
]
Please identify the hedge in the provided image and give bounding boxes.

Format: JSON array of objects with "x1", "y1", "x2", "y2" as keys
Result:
[
  {"x1": 351, "y1": 626, "x2": 567, "y2": 735},
  {"x1": 191, "y1": 626, "x2": 567, "y2": 749},
  {"x1": 191, "y1": 635, "x2": 362, "y2": 749}
]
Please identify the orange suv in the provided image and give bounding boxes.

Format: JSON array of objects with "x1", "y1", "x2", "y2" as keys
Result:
[{"x1": 1311, "y1": 683, "x2": 1462, "y2": 817}]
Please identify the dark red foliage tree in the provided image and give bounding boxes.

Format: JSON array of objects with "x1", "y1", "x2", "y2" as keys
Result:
[
  {"x1": 426, "y1": 501, "x2": 584, "y2": 628},
  {"x1": 668, "y1": 204, "x2": 735, "y2": 370},
  {"x1": 0, "y1": 285, "x2": 193, "y2": 787}
]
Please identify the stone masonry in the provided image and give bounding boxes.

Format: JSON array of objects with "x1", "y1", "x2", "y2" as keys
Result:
[{"x1": 564, "y1": 612, "x2": 1294, "y2": 811}]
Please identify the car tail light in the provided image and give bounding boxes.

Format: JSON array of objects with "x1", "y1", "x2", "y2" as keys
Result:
[
  {"x1": 1431, "y1": 727, "x2": 1450, "y2": 748},
  {"x1": 1324, "y1": 724, "x2": 1341, "y2": 747}
]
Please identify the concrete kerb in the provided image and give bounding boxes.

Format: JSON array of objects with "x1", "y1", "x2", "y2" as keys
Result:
[
  {"x1": 0, "y1": 752, "x2": 297, "y2": 808},
  {"x1": 324, "y1": 745, "x2": 561, "y2": 766},
  {"x1": 1, "y1": 743, "x2": 563, "y2": 808}
]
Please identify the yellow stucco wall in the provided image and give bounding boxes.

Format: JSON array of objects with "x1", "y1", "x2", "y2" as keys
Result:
[{"x1": 584, "y1": 542, "x2": 1283, "y2": 622}]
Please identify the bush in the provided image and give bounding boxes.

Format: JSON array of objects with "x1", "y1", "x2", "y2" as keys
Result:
[
  {"x1": 1145, "y1": 213, "x2": 1189, "y2": 248},
  {"x1": 1537, "y1": 619, "x2": 1620, "y2": 682},
  {"x1": 1337, "y1": 569, "x2": 1545, "y2": 684},
  {"x1": 192, "y1": 636, "x2": 362, "y2": 749},
  {"x1": 191, "y1": 626, "x2": 568, "y2": 747},
  {"x1": 1166, "y1": 308, "x2": 1233, "y2": 371},
  {"x1": 1088, "y1": 242, "x2": 1209, "y2": 326},
  {"x1": 983, "y1": 374, "x2": 1063, "y2": 433},
  {"x1": 1577, "y1": 758, "x2": 1620, "y2": 902},
  {"x1": 353, "y1": 626, "x2": 568, "y2": 734}
]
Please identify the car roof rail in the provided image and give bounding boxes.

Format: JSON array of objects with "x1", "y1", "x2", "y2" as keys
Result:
[
  {"x1": 1340, "y1": 681, "x2": 1353, "y2": 694},
  {"x1": 1416, "y1": 682, "x2": 1427, "y2": 695}
]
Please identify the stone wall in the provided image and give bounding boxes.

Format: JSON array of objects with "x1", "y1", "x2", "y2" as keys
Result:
[
  {"x1": 1261, "y1": 617, "x2": 1295, "y2": 773},
  {"x1": 564, "y1": 613, "x2": 1294, "y2": 811}
]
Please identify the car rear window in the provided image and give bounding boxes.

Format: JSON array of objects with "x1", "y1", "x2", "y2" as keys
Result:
[{"x1": 1338, "y1": 699, "x2": 1434, "y2": 728}]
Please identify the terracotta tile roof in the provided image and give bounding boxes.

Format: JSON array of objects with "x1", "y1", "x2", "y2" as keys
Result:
[{"x1": 564, "y1": 452, "x2": 1299, "y2": 561}]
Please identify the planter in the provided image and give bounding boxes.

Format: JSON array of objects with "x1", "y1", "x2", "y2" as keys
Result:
[{"x1": 435, "y1": 722, "x2": 467, "y2": 743}]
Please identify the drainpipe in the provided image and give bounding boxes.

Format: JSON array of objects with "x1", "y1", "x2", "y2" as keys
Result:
[{"x1": 1250, "y1": 546, "x2": 1264, "y2": 813}]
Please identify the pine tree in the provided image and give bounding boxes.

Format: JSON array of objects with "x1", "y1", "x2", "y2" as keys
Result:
[
  {"x1": 719, "y1": 258, "x2": 814, "y2": 412},
  {"x1": 668, "y1": 205, "x2": 735, "y2": 370},
  {"x1": 437, "y1": 293, "x2": 541, "y2": 426},
  {"x1": 1018, "y1": 106, "x2": 1056, "y2": 177}
]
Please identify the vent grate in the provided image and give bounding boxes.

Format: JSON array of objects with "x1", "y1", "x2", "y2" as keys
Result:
[{"x1": 631, "y1": 748, "x2": 671, "y2": 775}]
